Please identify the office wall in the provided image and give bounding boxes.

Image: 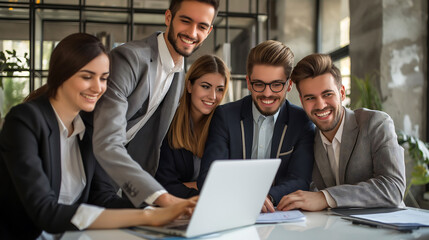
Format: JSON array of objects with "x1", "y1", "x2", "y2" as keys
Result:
[
  {"x1": 350, "y1": 0, "x2": 428, "y2": 141},
  {"x1": 273, "y1": 0, "x2": 316, "y2": 106},
  {"x1": 381, "y1": 0, "x2": 427, "y2": 140}
]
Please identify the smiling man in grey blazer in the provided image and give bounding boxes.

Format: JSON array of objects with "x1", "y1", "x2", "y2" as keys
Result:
[
  {"x1": 277, "y1": 53, "x2": 406, "y2": 211},
  {"x1": 91, "y1": 0, "x2": 219, "y2": 208}
]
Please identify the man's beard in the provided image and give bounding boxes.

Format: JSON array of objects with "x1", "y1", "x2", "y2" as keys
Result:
[
  {"x1": 253, "y1": 97, "x2": 284, "y2": 116},
  {"x1": 312, "y1": 106, "x2": 342, "y2": 132},
  {"x1": 167, "y1": 23, "x2": 201, "y2": 57}
]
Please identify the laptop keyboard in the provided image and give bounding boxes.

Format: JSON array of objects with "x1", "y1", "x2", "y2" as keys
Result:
[
  {"x1": 163, "y1": 218, "x2": 190, "y2": 231},
  {"x1": 166, "y1": 224, "x2": 189, "y2": 230}
]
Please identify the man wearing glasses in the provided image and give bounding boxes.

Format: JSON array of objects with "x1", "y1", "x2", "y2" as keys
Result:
[{"x1": 197, "y1": 40, "x2": 315, "y2": 212}]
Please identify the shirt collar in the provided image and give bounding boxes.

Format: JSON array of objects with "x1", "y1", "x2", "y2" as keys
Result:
[
  {"x1": 157, "y1": 33, "x2": 184, "y2": 73},
  {"x1": 51, "y1": 104, "x2": 85, "y2": 140},
  {"x1": 251, "y1": 101, "x2": 280, "y2": 124},
  {"x1": 320, "y1": 107, "x2": 345, "y2": 146}
]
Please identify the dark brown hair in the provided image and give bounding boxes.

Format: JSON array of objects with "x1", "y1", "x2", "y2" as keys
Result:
[
  {"x1": 25, "y1": 33, "x2": 107, "y2": 102},
  {"x1": 169, "y1": 0, "x2": 220, "y2": 24},
  {"x1": 291, "y1": 53, "x2": 342, "y2": 94}
]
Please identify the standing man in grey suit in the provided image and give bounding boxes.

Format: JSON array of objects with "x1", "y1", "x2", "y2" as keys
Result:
[
  {"x1": 92, "y1": 0, "x2": 219, "y2": 208},
  {"x1": 277, "y1": 53, "x2": 406, "y2": 211}
]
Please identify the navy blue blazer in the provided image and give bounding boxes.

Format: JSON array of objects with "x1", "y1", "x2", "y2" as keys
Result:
[
  {"x1": 0, "y1": 96, "x2": 133, "y2": 239},
  {"x1": 197, "y1": 96, "x2": 315, "y2": 204},
  {"x1": 155, "y1": 138, "x2": 199, "y2": 198}
]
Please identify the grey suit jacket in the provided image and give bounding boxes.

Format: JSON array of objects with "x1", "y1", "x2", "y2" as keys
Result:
[
  {"x1": 92, "y1": 32, "x2": 185, "y2": 207},
  {"x1": 312, "y1": 107, "x2": 406, "y2": 208}
]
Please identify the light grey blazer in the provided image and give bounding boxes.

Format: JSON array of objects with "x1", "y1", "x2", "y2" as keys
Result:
[
  {"x1": 92, "y1": 32, "x2": 185, "y2": 207},
  {"x1": 312, "y1": 107, "x2": 406, "y2": 208}
]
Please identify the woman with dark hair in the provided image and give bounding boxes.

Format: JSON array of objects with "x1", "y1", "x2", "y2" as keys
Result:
[
  {"x1": 0, "y1": 33, "x2": 196, "y2": 239},
  {"x1": 155, "y1": 55, "x2": 230, "y2": 198}
]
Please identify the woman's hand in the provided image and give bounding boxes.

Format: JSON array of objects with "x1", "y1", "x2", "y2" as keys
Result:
[{"x1": 143, "y1": 196, "x2": 199, "y2": 226}]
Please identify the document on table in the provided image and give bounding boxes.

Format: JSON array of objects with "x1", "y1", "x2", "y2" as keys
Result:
[
  {"x1": 256, "y1": 210, "x2": 306, "y2": 224},
  {"x1": 350, "y1": 209, "x2": 429, "y2": 226}
]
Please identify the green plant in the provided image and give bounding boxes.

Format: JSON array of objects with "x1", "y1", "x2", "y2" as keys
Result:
[
  {"x1": 397, "y1": 132, "x2": 429, "y2": 206},
  {"x1": 0, "y1": 50, "x2": 30, "y2": 129},
  {"x1": 351, "y1": 74, "x2": 383, "y2": 111},
  {"x1": 2, "y1": 77, "x2": 27, "y2": 114},
  {"x1": 0, "y1": 50, "x2": 29, "y2": 88}
]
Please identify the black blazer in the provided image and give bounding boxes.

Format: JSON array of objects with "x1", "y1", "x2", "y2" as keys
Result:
[
  {"x1": 197, "y1": 96, "x2": 315, "y2": 204},
  {"x1": 0, "y1": 96, "x2": 132, "y2": 239},
  {"x1": 155, "y1": 138, "x2": 199, "y2": 198}
]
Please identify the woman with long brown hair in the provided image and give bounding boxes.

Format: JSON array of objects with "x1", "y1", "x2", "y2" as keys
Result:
[
  {"x1": 0, "y1": 33, "x2": 195, "y2": 239},
  {"x1": 155, "y1": 55, "x2": 230, "y2": 198}
]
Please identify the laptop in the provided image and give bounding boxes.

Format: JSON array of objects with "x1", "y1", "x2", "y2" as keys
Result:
[{"x1": 136, "y1": 159, "x2": 280, "y2": 238}]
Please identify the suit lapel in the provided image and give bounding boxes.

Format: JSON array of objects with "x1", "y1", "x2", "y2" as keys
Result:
[
  {"x1": 162, "y1": 71, "x2": 184, "y2": 112},
  {"x1": 270, "y1": 101, "x2": 288, "y2": 158},
  {"x1": 39, "y1": 97, "x2": 62, "y2": 196},
  {"x1": 338, "y1": 108, "x2": 358, "y2": 184},
  {"x1": 314, "y1": 131, "x2": 336, "y2": 187},
  {"x1": 148, "y1": 32, "x2": 160, "y2": 100},
  {"x1": 240, "y1": 97, "x2": 254, "y2": 159}
]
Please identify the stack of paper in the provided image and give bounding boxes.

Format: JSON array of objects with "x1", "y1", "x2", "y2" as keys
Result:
[
  {"x1": 333, "y1": 208, "x2": 429, "y2": 232},
  {"x1": 350, "y1": 209, "x2": 429, "y2": 226}
]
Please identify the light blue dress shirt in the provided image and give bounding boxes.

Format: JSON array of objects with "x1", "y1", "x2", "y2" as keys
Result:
[{"x1": 251, "y1": 102, "x2": 280, "y2": 159}]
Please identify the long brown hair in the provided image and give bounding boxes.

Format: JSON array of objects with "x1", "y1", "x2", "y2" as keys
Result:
[
  {"x1": 25, "y1": 33, "x2": 107, "y2": 102},
  {"x1": 168, "y1": 55, "x2": 230, "y2": 158}
]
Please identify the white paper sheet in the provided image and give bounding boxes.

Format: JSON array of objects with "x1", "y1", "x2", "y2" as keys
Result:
[{"x1": 257, "y1": 210, "x2": 306, "y2": 224}]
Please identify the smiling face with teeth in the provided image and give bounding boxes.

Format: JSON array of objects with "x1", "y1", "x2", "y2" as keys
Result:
[
  {"x1": 247, "y1": 65, "x2": 292, "y2": 116},
  {"x1": 164, "y1": 1, "x2": 215, "y2": 61},
  {"x1": 188, "y1": 72, "x2": 225, "y2": 123},
  {"x1": 54, "y1": 53, "x2": 109, "y2": 117},
  {"x1": 298, "y1": 73, "x2": 346, "y2": 141}
]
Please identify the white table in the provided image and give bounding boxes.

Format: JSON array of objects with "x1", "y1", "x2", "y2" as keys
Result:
[{"x1": 62, "y1": 210, "x2": 429, "y2": 240}]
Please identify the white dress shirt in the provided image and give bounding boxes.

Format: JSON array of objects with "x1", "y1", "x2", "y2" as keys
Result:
[
  {"x1": 320, "y1": 111, "x2": 345, "y2": 208},
  {"x1": 51, "y1": 106, "x2": 104, "y2": 230}
]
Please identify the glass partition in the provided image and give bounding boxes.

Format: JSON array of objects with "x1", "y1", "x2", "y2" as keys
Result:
[
  {"x1": 321, "y1": 0, "x2": 349, "y2": 53},
  {"x1": 0, "y1": 0, "x2": 272, "y2": 113}
]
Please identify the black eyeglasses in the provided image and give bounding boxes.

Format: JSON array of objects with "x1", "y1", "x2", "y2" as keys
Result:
[{"x1": 250, "y1": 79, "x2": 288, "y2": 93}]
